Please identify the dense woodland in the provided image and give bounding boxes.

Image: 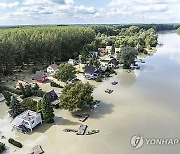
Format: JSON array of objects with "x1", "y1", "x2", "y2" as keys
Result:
[
  {"x1": 0, "y1": 26, "x2": 95, "y2": 75},
  {"x1": 0, "y1": 24, "x2": 179, "y2": 76}
]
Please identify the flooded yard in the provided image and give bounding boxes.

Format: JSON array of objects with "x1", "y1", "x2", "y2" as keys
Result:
[{"x1": 1, "y1": 31, "x2": 180, "y2": 154}]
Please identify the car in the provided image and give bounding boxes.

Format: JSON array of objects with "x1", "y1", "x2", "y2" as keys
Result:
[{"x1": 66, "y1": 78, "x2": 80, "y2": 84}]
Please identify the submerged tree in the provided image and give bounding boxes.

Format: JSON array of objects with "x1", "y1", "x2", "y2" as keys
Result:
[
  {"x1": 2, "y1": 91, "x2": 12, "y2": 106},
  {"x1": 41, "y1": 94, "x2": 55, "y2": 123},
  {"x1": 60, "y1": 82, "x2": 94, "y2": 112},
  {"x1": 21, "y1": 98, "x2": 37, "y2": 111},
  {"x1": 54, "y1": 63, "x2": 76, "y2": 82},
  {"x1": 9, "y1": 96, "x2": 23, "y2": 118},
  {"x1": 118, "y1": 47, "x2": 138, "y2": 69}
]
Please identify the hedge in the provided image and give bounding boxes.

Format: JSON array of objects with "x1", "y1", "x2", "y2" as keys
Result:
[
  {"x1": 2, "y1": 86, "x2": 22, "y2": 95},
  {"x1": 8, "y1": 138, "x2": 22, "y2": 148},
  {"x1": 50, "y1": 81, "x2": 63, "y2": 88},
  {"x1": 0, "y1": 142, "x2": 6, "y2": 153}
]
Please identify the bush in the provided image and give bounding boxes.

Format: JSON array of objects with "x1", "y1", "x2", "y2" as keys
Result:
[
  {"x1": 0, "y1": 142, "x2": 6, "y2": 153},
  {"x1": 95, "y1": 77, "x2": 102, "y2": 82},
  {"x1": 32, "y1": 89, "x2": 46, "y2": 97},
  {"x1": 2, "y1": 86, "x2": 22, "y2": 95},
  {"x1": 50, "y1": 81, "x2": 63, "y2": 88},
  {"x1": 31, "y1": 66, "x2": 40, "y2": 74},
  {"x1": 8, "y1": 138, "x2": 22, "y2": 148},
  {"x1": 2, "y1": 91, "x2": 12, "y2": 106},
  {"x1": 105, "y1": 72, "x2": 110, "y2": 78}
]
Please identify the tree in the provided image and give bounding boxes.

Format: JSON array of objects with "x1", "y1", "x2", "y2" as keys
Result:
[
  {"x1": 19, "y1": 83, "x2": 26, "y2": 97},
  {"x1": 41, "y1": 94, "x2": 55, "y2": 123},
  {"x1": 21, "y1": 98, "x2": 37, "y2": 111},
  {"x1": 60, "y1": 82, "x2": 94, "y2": 112},
  {"x1": 9, "y1": 96, "x2": 23, "y2": 118},
  {"x1": 118, "y1": 47, "x2": 138, "y2": 69},
  {"x1": 111, "y1": 44, "x2": 115, "y2": 55},
  {"x1": 54, "y1": 63, "x2": 76, "y2": 82},
  {"x1": 2, "y1": 91, "x2": 12, "y2": 106}
]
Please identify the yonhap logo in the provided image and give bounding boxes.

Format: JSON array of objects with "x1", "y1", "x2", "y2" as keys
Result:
[
  {"x1": 131, "y1": 135, "x2": 180, "y2": 149},
  {"x1": 131, "y1": 135, "x2": 144, "y2": 149}
]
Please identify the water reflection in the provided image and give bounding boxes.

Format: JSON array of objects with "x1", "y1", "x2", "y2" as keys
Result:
[{"x1": 157, "y1": 31, "x2": 180, "y2": 65}]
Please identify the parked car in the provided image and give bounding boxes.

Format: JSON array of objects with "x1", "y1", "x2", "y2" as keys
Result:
[{"x1": 66, "y1": 78, "x2": 80, "y2": 84}]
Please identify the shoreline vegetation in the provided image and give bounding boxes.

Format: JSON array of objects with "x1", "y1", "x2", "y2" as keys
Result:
[
  {"x1": 176, "y1": 27, "x2": 180, "y2": 35},
  {"x1": 0, "y1": 24, "x2": 177, "y2": 77}
]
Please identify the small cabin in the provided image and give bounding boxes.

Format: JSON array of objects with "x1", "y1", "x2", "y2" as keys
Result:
[
  {"x1": 12, "y1": 110, "x2": 42, "y2": 132},
  {"x1": 47, "y1": 64, "x2": 58, "y2": 75},
  {"x1": 46, "y1": 90, "x2": 60, "y2": 108},
  {"x1": 34, "y1": 71, "x2": 48, "y2": 83},
  {"x1": 68, "y1": 59, "x2": 77, "y2": 66},
  {"x1": 15, "y1": 80, "x2": 30, "y2": 89}
]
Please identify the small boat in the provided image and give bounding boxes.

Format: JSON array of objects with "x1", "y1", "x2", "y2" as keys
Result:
[
  {"x1": 105, "y1": 89, "x2": 113, "y2": 94},
  {"x1": 85, "y1": 129, "x2": 100, "y2": 135},
  {"x1": 111, "y1": 81, "x2": 118, "y2": 85},
  {"x1": 63, "y1": 129, "x2": 78, "y2": 133}
]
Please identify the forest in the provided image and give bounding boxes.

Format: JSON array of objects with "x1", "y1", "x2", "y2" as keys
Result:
[{"x1": 0, "y1": 24, "x2": 179, "y2": 76}]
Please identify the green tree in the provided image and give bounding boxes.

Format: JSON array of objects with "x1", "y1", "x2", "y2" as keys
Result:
[
  {"x1": 60, "y1": 82, "x2": 93, "y2": 112},
  {"x1": 118, "y1": 47, "x2": 138, "y2": 69},
  {"x1": 19, "y1": 83, "x2": 26, "y2": 97},
  {"x1": 21, "y1": 98, "x2": 37, "y2": 111},
  {"x1": 111, "y1": 44, "x2": 115, "y2": 55},
  {"x1": 41, "y1": 94, "x2": 55, "y2": 123},
  {"x1": 9, "y1": 96, "x2": 23, "y2": 118},
  {"x1": 2, "y1": 91, "x2": 12, "y2": 106},
  {"x1": 54, "y1": 63, "x2": 76, "y2": 82}
]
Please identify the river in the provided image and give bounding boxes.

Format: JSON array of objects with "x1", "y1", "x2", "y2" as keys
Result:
[{"x1": 0, "y1": 31, "x2": 180, "y2": 154}]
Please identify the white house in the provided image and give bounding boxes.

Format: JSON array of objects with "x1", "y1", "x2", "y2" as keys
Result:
[
  {"x1": 68, "y1": 59, "x2": 77, "y2": 66},
  {"x1": 12, "y1": 110, "x2": 42, "y2": 132},
  {"x1": 47, "y1": 64, "x2": 58, "y2": 75},
  {"x1": 100, "y1": 61, "x2": 108, "y2": 72},
  {"x1": 0, "y1": 93, "x2": 5, "y2": 102},
  {"x1": 15, "y1": 80, "x2": 31, "y2": 89}
]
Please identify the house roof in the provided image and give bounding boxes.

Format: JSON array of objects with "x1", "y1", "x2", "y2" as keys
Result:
[
  {"x1": 108, "y1": 58, "x2": 119, "y2": 66},
  {"x1": 46, "y1": 90, "x2": 58, "y2": 102},
  {"x1": 49, "y1": 64, "x2": 58, "y2": 71},
  {"x1": 84, "y1": 66, "x2": 96, "y2": 74},
  {"x1": 34, "y1": 71, "x2": 46, "y2": 80},
  {"x1": 12, "y1": 110, "x2": 40, "y2": 126},
  {"x1": 98, "y1": 48, "x2": 107, "y2": 53}
]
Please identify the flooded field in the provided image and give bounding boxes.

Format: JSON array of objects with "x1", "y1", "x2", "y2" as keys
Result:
[{"x1": 1, "y1": 31, "x2": 180, "y2": 154}]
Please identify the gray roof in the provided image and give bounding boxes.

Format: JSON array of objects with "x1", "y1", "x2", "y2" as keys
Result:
[
  {"x1": 34, "y1": 71, "x2": 45, "y2": 80},
  {"x1": 84, "y1": 66, "x2": 96, "y2": 74},
  {"x1": 49, "y1": 64, "x2": 58, "y2": 70}
]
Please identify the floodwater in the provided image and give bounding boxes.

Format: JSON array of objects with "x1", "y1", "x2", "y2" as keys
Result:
[{"x1": 1, "y1": 31, "x2": 180, "y2": 154}]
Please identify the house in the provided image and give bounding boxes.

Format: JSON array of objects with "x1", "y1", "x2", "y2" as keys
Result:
[
  {"x1": 34, "y1": 71, "x2": 48, "y2": 83},
  {"x1": 0, "y1": 93, "x2": 5, "y2": 102},
  {"x1": 98, "y1": 48, "x2": 108, "y2": 56},
  {"x1": 115, "y1": 48, "x2": 121, "y2": 53},
  {"x1": 46, "y1": 90, "x2": 59, "y2": 108},
  {"x1": 12, "y1": 110, "x2": 42, "y2": 132},
  {"x1": 47, "y1": 64, "x2": 58, "y2": 75},
  {"x1": 108, "y1": 58, "x2": 119, "y2": 68},
  {"x1": 106, "y1": 46, "x2": 112, "y2": 54},
  {"x1": 89, "y1": 51, "x2": 98, "y2": 58},
  {"x1": 15, "y1": 80, "x2": 30, "y2": 89},
  {"x1": 84, "y1": 66, "x2": 101, "y2": 79},
  {"x1": 100, "y1": 62, "x2": 108, "y2": 72},
  {"x1": 68, "y1": 59, "x2": 77, "y2": 66}
]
